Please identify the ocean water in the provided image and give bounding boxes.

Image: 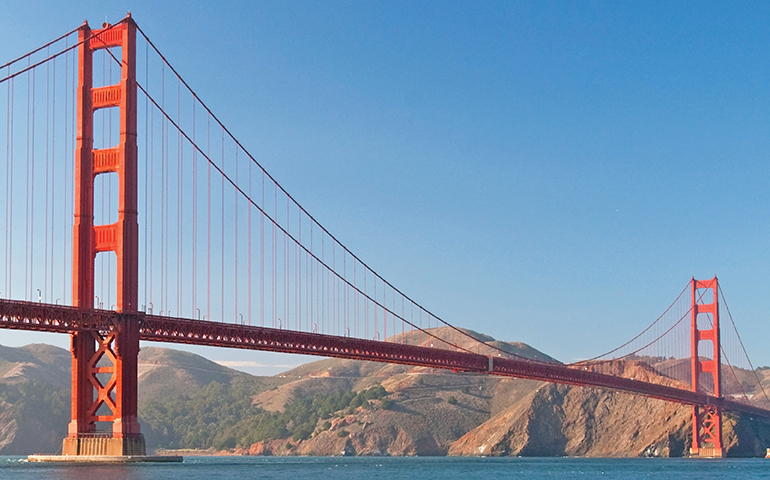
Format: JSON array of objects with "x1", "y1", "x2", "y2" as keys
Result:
[{"x1": 0, "y1": 456, "x2": 767, "y2": 479}]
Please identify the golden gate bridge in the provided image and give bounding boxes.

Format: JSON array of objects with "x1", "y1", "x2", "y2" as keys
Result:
[{"x1": 0, "y1": 14, "x2": 768, "y2": 460}]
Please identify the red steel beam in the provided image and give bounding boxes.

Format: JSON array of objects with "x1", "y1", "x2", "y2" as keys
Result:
[
  {"x1": 140, "y1": 315, "x2": 490, "y2": 373},
  {"x1": 0, "y1": 298, "x2": 767, "y2": 418}
]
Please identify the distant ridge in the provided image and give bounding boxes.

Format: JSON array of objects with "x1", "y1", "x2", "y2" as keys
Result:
[{"x1": 0, "y1": 327, "x2": 767, "y2": 456}]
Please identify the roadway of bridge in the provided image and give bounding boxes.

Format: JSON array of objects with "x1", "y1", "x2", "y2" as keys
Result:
[{"x1": 0, "y1": 298, "x2": 767, "y2": 418}]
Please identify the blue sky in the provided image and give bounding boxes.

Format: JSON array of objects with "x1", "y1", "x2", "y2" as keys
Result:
[{"x1": 1, "y1": 1, "x2": 770, "y2": 372}]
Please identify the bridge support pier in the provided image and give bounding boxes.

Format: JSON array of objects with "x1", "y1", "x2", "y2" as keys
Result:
[
  {"x1": 689, "y1": 405, "x2": 724, "y2": 458},
  {"x1": 57, "y1": 14, "x2": 155, "y2": 460},
  {"x1": 689, "y1": 277, "x2": 724, "y2": 458},
  {"x1": 62, "y1": 317, "x2": 145, "y2": 456}
]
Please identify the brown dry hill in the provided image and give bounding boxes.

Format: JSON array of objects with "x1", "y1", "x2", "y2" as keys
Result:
[
  {"x1": 249, "y1": 329, "x2": 770, "y2": 457},
  {"x1": 0, "y1": 330, "x2": 769, "y2": 457},
  {"x1": 0, "y1": 344, "x2": 72, "y2": 454},
  {"x1": 448, "y1": 360, "x2": 770, "y2": 457}
]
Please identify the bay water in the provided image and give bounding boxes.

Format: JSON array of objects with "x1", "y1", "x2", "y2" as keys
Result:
[{"x1": 0, "y1": 456, "x2": 766, "y2": 479}]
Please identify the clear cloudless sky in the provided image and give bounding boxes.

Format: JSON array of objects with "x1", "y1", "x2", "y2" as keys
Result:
[{"x1": 1, "y1": 0, "x2": 770, "y2": 373}]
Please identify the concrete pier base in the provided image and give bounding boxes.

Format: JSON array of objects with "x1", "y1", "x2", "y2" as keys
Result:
[
  {"x1": 689, "y1": 447, "x2": 725, "y2": 458},
  {"x1": 62, "y1": 435, "x2": 147, "y2": 456},
  {"x1": 28, "y1": 454, "x2": 182, "y2": 463},
  {"x1": 27, "y1": 434, "x2": 182, "y2": 463}
]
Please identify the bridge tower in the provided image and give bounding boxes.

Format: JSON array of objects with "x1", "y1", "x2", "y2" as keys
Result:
[
  {"x1": 64, "y1": 15, "x2": 144, "y2": 456},
  {"x1": 689, "y1": 277, "x2": 723, "y2": 458}
]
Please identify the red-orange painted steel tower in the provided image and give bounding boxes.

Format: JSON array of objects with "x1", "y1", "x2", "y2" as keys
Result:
[
  {"x1": 64, "y1": 14, "x2": 144, "y2": 456},
  {"x1": 689, "y1": 277, "x2": 722, "y2": 458}
]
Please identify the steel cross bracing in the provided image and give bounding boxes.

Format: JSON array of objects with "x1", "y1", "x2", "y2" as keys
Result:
[{"x1": 0, "y1": 297, "x2": 768, "y2": 420}]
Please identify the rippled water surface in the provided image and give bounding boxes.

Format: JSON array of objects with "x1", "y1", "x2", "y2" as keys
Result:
[{"x1": 0, "y1": 456, "x2": 768, "y2": 479}]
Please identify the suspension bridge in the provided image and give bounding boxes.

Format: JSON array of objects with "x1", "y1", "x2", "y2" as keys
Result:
[{"x1": 0, "y1": 14, "x2": 768, "y2": 460}]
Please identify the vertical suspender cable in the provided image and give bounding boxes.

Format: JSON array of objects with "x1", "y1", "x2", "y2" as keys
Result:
[
  {"x1": 260, "y1": 171, "x2": 264, "y2": 328},
  {"x1": 70, "y1": 46, "x2": 76, "y2": 303},
  {"x1": 192, "y1": 98, "x2": 197, "y2": 316},
  {"x1": 221, "y1": 128, "x2": 225, "y2": 321},
  {"x1": 24, "y1": 61, "x2": 35, "y2": 301},
  {"x1": 296, "y1": 211, "x2": 300, "y2": 331},
  {"x1": 44, "y1": 46, "x2": 50, "y2": 302},
  {"x1": 24, "y1": 60, "x2": 30, "y2": 300},
  {"x1": 235, "y1": 149, "x2": 238, "y2": 322},
  {"x1": 273, "y1": 183, "x2": 277, "y2": 327},
  {"x1": 364, "y1": 273, "x2": 368, "y2": 340},
  {"x1": 160, "y1": 65, "x2": 165, "y2": 311},
  {"x1": 144, "y1": 40, "x2": 149, "y2": 309},
  {"x1": 383, "y1": 280, "x2": 386, "y2": 341},
  {"x1": 248, "y1": 154, "x2": 252, "y2": 325},
  {"x1": 206, "y1": 115, "x2": 210, "y2": 320},
  {"x1": 177, "y1": 78, "x2": 182, "y2": 315},
  {"x1": 61, "y1": 48, "x2": 68, "y2": 303},
  {"x1": 4, "y1": 72, "x2": 11, "y2": 297},
  {"x1": 164, "y1": 68, "x2": 170, "y2": 311},
  {"x1": 145, "y1": 72, "x2": 156, "y2": 313},
  {"x1": 354, "y1": 262, "x2": 357, "y2": 338},
  {"x1": 307, "y1": 222, "x2": 316, "y2": 332},
  {"x1": 395, "y1": 289, "x2": 399, "y2": 342},
  {"x1": 280, "y1": 196, "x2": 284, "y2": 327},
  {"x1": 374, "y1": 277, "x2": 378, "y2": 340},
  {"x1": 64, "y1": 45, "x2": 71, "y2": 303},
  {"x1": 303, "y1": 219, "x2": 308, "y2": 331},
  {"x1": 295, "y1": 213, "x2": 299, "y2": 330},
  {"x1": 31, "y1": 66, "x2": 36, "y2": 301},
  {"x1": 410, "y1": 302, "x2": 414, "y2": 345},
  {"x1": 50, "y1": 47, "x2": 56, "y2": 300},
  {"x1": 419, "y1": 309, "x2": 422, "y2": 346},
  {"x1": 321, "y1": 235, "x2": 324, "y2": 333},
  {"x1": 285, "y1": 198, "x2": 289, "y2": 329},
  {"x1": 402, "y1": 296, "x2": 406, "y2": 343}
]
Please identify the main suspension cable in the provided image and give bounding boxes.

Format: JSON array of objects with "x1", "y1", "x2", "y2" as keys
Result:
[
  {"x1": 569, "y1": 281, "x2": 690, "y2": 365},
  {"x1": 719, "y1": 285, "x2": 770, "y2": 406},
  {"x1": 0, "y1": 18, "x2": 128, "y2": 86},
  {"x1": 135, "y1": 82, "x2": 474, "y2": 355},
  {"x1": 132, "y1": 24, "x2": 517, "y2": 358}
]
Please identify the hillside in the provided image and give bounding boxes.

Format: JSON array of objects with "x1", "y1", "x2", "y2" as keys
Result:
[
  {"x1": 0, "y1": 344, "x2": 72, "y2": 454},
  {"x1": 246, "y1": 351, "x2": 770, "y2": 457},
  {"x1": 0, "y1": 328, "x2": 768, "y2": 456}
]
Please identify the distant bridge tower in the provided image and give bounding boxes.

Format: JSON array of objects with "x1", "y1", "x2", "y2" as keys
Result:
[
  {"x1": 65, "y1": 15, "x2": 144, "y2": 456},
  {"x1": 689, "y1": 277, "x2": 723, "y2": 458}
]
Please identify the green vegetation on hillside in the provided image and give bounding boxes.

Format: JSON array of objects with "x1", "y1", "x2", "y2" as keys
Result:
[
  {"x1": 140, "y1": 380, "x2": 390, "y2": 450},
  {"x1": 0, "y1": 381, "x2": 69, "y2": 450},
  {"x1": 0, "y1": 382, "x2": 69, "y2": 422}
]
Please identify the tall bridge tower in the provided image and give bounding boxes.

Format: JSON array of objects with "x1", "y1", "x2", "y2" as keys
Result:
[
  {"x1": 64, "y1": 15, "x2": 144, "y2": 456},
  {"x1": 689, "y1": 277, "x2": 723, "y2": 458}
]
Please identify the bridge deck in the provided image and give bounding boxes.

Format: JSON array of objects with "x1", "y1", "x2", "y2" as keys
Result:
[{"x1": 0, "y1": 298, "x2": 766, "y2": 418}]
